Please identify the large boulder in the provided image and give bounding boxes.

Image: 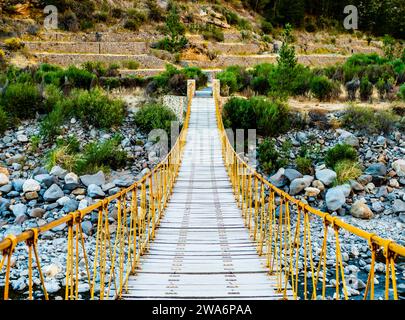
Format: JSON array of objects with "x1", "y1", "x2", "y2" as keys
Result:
[
  {"x1": 34, "y1": 174, "x2": 54, "y2": 187},
  {"x1": 325, "y1": 187, "x2": 346, "y2": 212},
  {"x1": 392, "y1": 159, "x2": 405, "y2": 177},
  {"x1": 0, "y1": 173, "x2": 9, "y2": 187},
  {"x1": 50, "y1": 166, "x2": 68, "y2": 179},
  {"x1": 87, "y1": 184, "x2": 105, "y2": 198},
  {"x1": 284, "y1": 169, "x2": 303, "y2": 182},
  {"x1": 43, "y1": 184, "x2": 64, "y2": 202},
  {"x1": 80, "y1": 171, "x2": 105, "y2": 187},
  {"x1": 64, "y1": 172, "x2": 79, "y2": 185},
  {"x1": 337, "y1": 130, "x2": 359, "y2": 147},
  {"x1": 350, "y1": 200, "x2": 373, "y2": 219},
  {"x1": 289, "y1": 178, "x2": 308, "y2": 196},
  {"x1": 269, "y1": 168, "x2": 287, "y2": 188},
  {"x1": 315, "y1": 169, "x2": 337, "y2": 186}
]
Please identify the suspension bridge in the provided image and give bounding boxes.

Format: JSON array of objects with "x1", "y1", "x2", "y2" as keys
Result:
[{"x1": 0, "y1": 80, "x2": 404, "y2": 300}]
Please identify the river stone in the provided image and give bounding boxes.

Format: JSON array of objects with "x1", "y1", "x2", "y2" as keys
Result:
[
  {"x1": 25, "y1": 191, "x2": 38, "y2": 200},
  {"x1": 0, "y1": 198, "x2": 10, "y2": 212},
  {"x1": 64, "y1": 172, "x2": 79, "y2": 185},
  {"x1": 0, "y1": 184, "x2": 12, "y2": 193},
  {"x1": 43, "y1": 263, "x2": 61, "y2": 278},
  {"x1": 29, "y1": 208, "x2": 45, "y2": 218},
  {"x1": 12, "y1": 179, "x2": 26, "y2": 192},
  {"x1": 371, "y1": 201, "x2": 384, "y2": 213},
  {"x1": 34, "y1": 174, "x2": 54, "y2": 187},
  {"x1": 50, "y1": 166, "x2": 68, "y2": 179},
  {"x1": 392, "y1": 159, "x2": 405, "y2": 177},
  {"x1": 44, "y1": 280, "x2": 61, "y2": 294},
  {"x1": 350, "y1": 200, "x2": 373, "y2": 219},
  {"x1": 78, "y1": 199, "x2": 88, "y2": 210},
  {"x1": 326, "y1": 187, "x2": 346, "y2": 212},
  {"x1": 312, "y1": 180, "x2": 325, "y2": 191},
  {"x1": 289, "y1": 178, "x2": 307, "y2": 196},
  {"x1": 44, "y1": 184, "x2": 64, "y2": 202},
  {"x1": 11, "y1": 203, "x2": 27, "y2": 217},
  {"x1": 337, "y1": 130, "x2": 359, "y2": 147},
  {"x1": 0, "y1": 167, "x2": 9, "y2": 176},
  {"x1": 349, "y1": 180, "x2": 364, "y2": 191},
  {"x1": 88, "y1": 184, "x2": 105, "y2": 198},
  {"x1": 357, "y1": 175, "x2": 372, "y2": 186},
  {"x1": 22, "y1": 179, "x2": 41, "y2": 193},
  {"x1": 0, "y1": 173, "x2": 9, "y2": 186},
  {"x1": 102, "y1": 183, "x2": 116, "y2": 192},
  {"x1": 393, "y1": 199, "x2": 405, "y2": 213},
  {"x1": 315, "y1": 169, "x2": 337, "y2": 186},
  {"x1": 365, "y1": 163, "x2": 387, "y2": 177},
  {"x1": 80, "y1": 171, "x2": 105, "y2": 187},
  {"x1": 335, "y1": 184, "x2": 351, "y2": 197},
  {"x1": 284, "y1": 169, "x2": 303, "y2": 182},
  {"x1": 305, "y1": 187, "x2": 321, "y2": 197},
  {"x1": 113, "y1": 175, "x2": 134, "y2": 188},
  {"x1": 269, "y1": 168, "x2": 287, "y2": 188},
  {"x1": 63, "y1": 199, "x2": 79, "y2": 212},
  {"x1": 81, "y1": 221, "x2": 93, "y2": 236}
]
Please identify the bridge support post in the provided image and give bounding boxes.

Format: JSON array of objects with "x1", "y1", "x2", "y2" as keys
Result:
[
  {"x1": 187, "y1": 79, "x2": 196, "y2": 102},
  {"x1": 212, "y1": 79, "x2": 220, "y2": 101}
]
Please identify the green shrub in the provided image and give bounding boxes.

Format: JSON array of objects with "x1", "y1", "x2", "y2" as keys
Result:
[
  {"x1": 75, "y1": 136, "x2": 127, "y2": 174},
  {"x1": 64, "y1": 66, "x2": 96, "y2": 89},
  {"x1": 261, "y1": 21, "x2": 273, "y2": 34},
  {"x1": 156, "y1": 6, "x2": 188, "y2": 53},
  {"x1": 360, "y1": 76, "x2": 373, "y2": 102},
  {"x1": 69, "y1": 88, "x2": 125, "y2": 128},
  {"x1": 94, "y1": 11, "x2": 108, "y2": 22},
  {"x1": 40, "y1": 102, "x2": 67, "y2": 141},
  {"x1": 59, "y1": 9, "x2": 79, "y2": 32},
  {"x1": 43, "y1": 84, "x2": 64, "y2": 114},
  {"x1": 398, "y1": 84, "x2": 405, "y2": 101},
  {"x1": 121, "y1": 60, "x2": 140, "y2": 70},
  {"x1": 290, "y1": 65, "x2": 313, "y2": 96},
  {"x1": 222, "y1": 97, "x2": 254, "y2": 130},
  {"x1": 124, "y1": 19, "x2": 141, "y2": 31},
  {"x1": 134, "y1": 103, "x2": 177, "y2": 134},
  {"x1": 310, "y1": 76, "x2": 340, "y2": 101},
  {"x1": 250, "y1": 63, "x2": 275, "y2": 95},
  {"x1": 0, "y1": 107, "x2": 8, "y2": 134},
  {"x1": 202, "y1": 27, "x2": 224, "y2": 42},
  {"x1": 217, "y1": 66, "x2": 250, "y2": 95},
  {"x1": 295, "y1": 157, "x2": 313, "y2": 175},
  {"x1": 325, "y1": 144, "x2": 358, "y2": 169},
  {"x1": 82, "y1": 61, "x2": 107, "y2": 76},
  {"x1": 4, "y1": 38, "x2": 24, "y2": 51},
  {"x1": 257, "y1": 139, "x2": 287, "y2": 174},
  {"x1": 182, "y1": 67, "x2": 208, "y2": 88},
  {"x1": 334, "y1": 160, "x2": 362, "y2": 185},
  {"x1": 1, "y1": 83, "x2": 42, "y2": 119}
]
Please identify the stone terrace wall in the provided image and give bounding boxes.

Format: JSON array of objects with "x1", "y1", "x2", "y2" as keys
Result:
[
  {"x1": 34, "y1": 53, "x2": 167, "y2": 68},
  {"x1": 185, "y1": 54, "x2": 348, "y2": 68},
  {"x1": 25, "y1": 41, "x2": 149, "y2": 55},
  {"x1": 206, "y1": 42, "x2": 261, "y2": 55}
]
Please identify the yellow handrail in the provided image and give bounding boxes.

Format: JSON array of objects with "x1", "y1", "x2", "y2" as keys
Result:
[
  {"x1": 213, "y1": 79, "x2": 405, "y2": 300},
  {"x1": 0, "y1": 80, "x2": 196, "y2": 300}
]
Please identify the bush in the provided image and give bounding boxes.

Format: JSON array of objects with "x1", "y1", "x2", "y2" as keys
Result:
[
  {"x1": 290, "y1": 65, "x2": 313, "y2": 96},
  {"x1": 217, "y1": 66, "x2": 250, "y2": 95},
  {"x1": 342, "y1": 105, "x2": 400, "y2": 133},
  {"x1": 121, "y1": 60, "x2": 140, "y2": 70},
  {"x1": 59, "y1": 9, "x2": 79, "y2": 32},
  {"x1": 250, "y1": 63, "x2": 275, "y2": 95},
  {"x1": 399, "y1": 84, "x2": 405, "y2": 101},
  {"x1": 334, "y1": 160, "x2": 362, "y2": 185},
  {"x1": 295, "y1": 157, "x2": 313, "y2": 175},
  {"x1": 1, "y1": 83, "x2": 42, "y2": 119},
  {"x1": 75, "y1": 136, "x2": 127, "y2": 174},
  {"x1": 42, "y1": 84, "x2": 64, "y2": 114},
  {"x1": 124, "y1": 19, "x2": 141, "y2": 31},
  {"x1": 40, "y1": 105, "x2": 65, "y2": 141},
  {"x1": 82, "y1": 61, "x2": 107, "y2": 76},
  {"x1": 257, "y1": 139, "x2": 287, "y2": 174},
  {"x1": 202, "y1": 27, "x2": 224, "y2": 42},
  {"x1": 325, "y1": 144, "x2": 358, "y2": 169},
  {"x1": 4, "y1": 38, "x2": 24, "y2": 51},
  {"x1": 134, "y1": 103, "x2": 177, "y2": 135},
  {"x1": 0, "y1": 107, "x2": 8, "y2": 134},
  {"x1": 222, "y1": 96, "x2": 290, "y2": 137},
  {"x1": 360, "y1": 76, "x2": 373, "y2": 102},
  {"x1": 261, "y1": 21, "x2": 273, "y2": 34},
  {"x1": 94, "y1": 11, "x2": 108, "y2": 22},
  {"x1": 310, "y1": 76, "x2": 340, "y2": 101}
]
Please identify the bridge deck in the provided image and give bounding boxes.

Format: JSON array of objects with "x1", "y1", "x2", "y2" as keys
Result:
[{"x1": 123, "y1": 88, "x2": 291, "y2": 300}]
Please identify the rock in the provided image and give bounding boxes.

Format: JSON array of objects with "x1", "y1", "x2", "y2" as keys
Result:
[
  {"x1": 34, "y1": 174, "x2": 54, "y2": 187},
  {"x1": 315, "y1": 169, "x2": 337, "y2": 186},
  {"x1": 72, "y1": 188, "x2": 86, "y2": 196},
  {"x1": 389, "y1": 179, "x2": 399, "y2": 188},
  {"x1": 136, "y1": 168, "x2": 150, "y2": 181},
  {"x1": 43, "y1": 264, "x2": 61, "y2": 278},
  {"x1": 350, "y1": 200, "x2": 374, "y2": 219},
  {"x1": 22, "y1": 179, "x2": 41, "y2": 193},
  {"x1": 376, "y1": 136, "x2": 386, "y2": 146},
  {"x1": 11, "y1": 277, "x2": 27, "y2": 291},
  {"x1": 17, "y1": 134, "x2": 28, "y2": 142},
  {"x1": 337, "y1": 130, "x2": 359, "y2": 147},
  {"x1": 269, "y1": 168, "x2": 287, "y2": 187},
  {"x1": 101, "y1": 183, "x2": 116, "y2": 192},
  {"x1": 108, "y1": 187, "x2": 120, "y2": 195},
  {"x1": 43, "y1": 184, "x2": 64, "y2": 202},
  {"x1": 12, "y1": 179, "x2": 26, "y2": 192},
  {"x1": 0, "y1": 197, "x2": 10, "y2": 212},
  {"x1": 0, "y1": 184, "x2": 12, "y2": 193},
  {"x1": 365, "y1": 183, "x2": 375, "y2": 193},
  {"x1": 289, "y1": 178, "x2": 308, "y2": 196},
  {"x1": 29, "y1": 208, "x2": 45, "y2": 218},
  {"x1": 64, "y1": 172, "x2": 79, "y2": 185},
  {"x1": 393, "y1": 199, "x2": 405, "y2": 213},
  {"x1": 349, "y1": 180, "x2": 364, "y2": 191},
  {"x1": 44, "y1": 280, "x2": 61, "y2": 294},
  {"x1": 357, "y1": 175, "x2": 372, "y2": 186},
  {"x1": 305, "y1": 187, "x2": 321, "y2": 197},
  {"x1": 0, "y1": 173, "x2": 9, "y2": 186},
  {"x1": 284, "y1": 169, "x2": 303, "y2": 182},
  {"x1": 50, "y1": 166, "x2": 68, "y2": 179},
  {"x1": 335, "y1": 184, "x2": 351, "y2": 197},
  {"x1": 312, "y1": 180, "x2": 325, "y2": 191},
  {"x1": 113, "y1": 176, "x2": 134, "y2": 188},
  {"x1": 302, "y1": 175, "x2": 314, "y2": 186},
  {"x1": 365, "y1": 163, "x2": 387, "y2": 177},
  {"x1": 399, "y1": 213, "x2": 405, "y2": 224},
  {"x1": 11, "y1": 203, "x2": 27, "y2": 217},
  {"x1": 15, "y1": 214, "x2": 28, "y2": 225},
  {"x1": 88, "y1": 184, "x2": 105, "y2": 198},
  {"x1": 325, "y1": 187, "x2": 346, "y2": 212},
  {"x1": 78, "y1": 199, "x2": 88, "y2": 210},
  {"x1": 81, "y1": 221, "x2": 93, "y2": 236},
  {"x1": 0, "y1": 167, "x2": 9, "y2": 176},
  {"x1": 25, "y1": 191, "x2": 38, "y2": 200},
  {"x1": 392, "y1": 159, "x2": 405, "y2": 177},
  {"x1": 63, "y1": 199, "x2": 79, "y2": 212},
  {"x1": 371, "y1": 201, "x2": 384, "y2": 213},
  {"x1": 80, "y1": 171, "x2": 105, "y2": 187}
]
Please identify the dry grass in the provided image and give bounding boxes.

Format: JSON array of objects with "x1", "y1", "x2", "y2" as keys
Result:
[{"x1": 335, "y1": 160, "x2": 362, "y2": 185}]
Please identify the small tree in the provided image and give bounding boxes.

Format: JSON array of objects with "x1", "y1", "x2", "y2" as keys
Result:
[
  {"x1": 157, "y1": 6, "x2": 188, "y2": 53},
  {"x1": 382, "y1": 34, "x2": 395, "y2": 60}
]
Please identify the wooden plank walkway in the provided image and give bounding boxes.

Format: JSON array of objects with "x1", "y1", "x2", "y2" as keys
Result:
[{"x1": 123, "y1": 87, "x2": 291, "y2": 300}]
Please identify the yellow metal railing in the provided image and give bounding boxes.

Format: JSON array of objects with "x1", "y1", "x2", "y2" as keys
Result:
[
  {"x1": 213, "y1": 79, "x2": 405, "y2": 300},
  {"x1": 0, "y1": 80, "x2": 196, "y2": 300}
]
